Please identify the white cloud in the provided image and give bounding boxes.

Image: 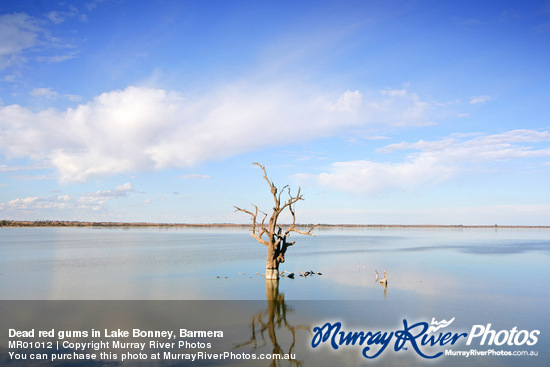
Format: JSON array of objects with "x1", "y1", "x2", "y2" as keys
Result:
[
  {"x1": 30, "y1": 87, "x2": 58, "y2": 98},
  {"x1": 46, "y1": 6, "x2": 85, "y2": 24},
  {"x1": 36, "y1": 50, "x2": 80, "y2": 63},
  {"x1": 0, "y1": 164, "x2": 48, "y2": 172},
  {"x1": 309, "y1": 157, "x2": 453, "y2": 194},
  {"x1": 0, "y1": 183, "x2": 136, "y2": 212},
  {"x1": 91, "y1": 182, "x2": 135, "y2": 199},
  {"x1": 29, "y1": 87, "x2": 83, "y2": 101},
  {"x1": 0, "y1": 12, "x2": 79, "y2": 71},
  {"x1": 380, "y1": 88, "x2": 408, "y2": 97},
  {"x1": 363, "y1": 135, "x2": 390, "y2": 140},
  {"x1": 46, "y1": 11, "x2": 65, "y2": 25},
  {"x1": 368, "y1": 88, "x2": 434, "y2": 126},
  {"x1": 302, "y1": 129, "x2": 550, "y2": 194},
  {"x1": 379, "y1": 130, "x2": 550, "y2": 158},
  {"x1": 85, "y1": 0, "x2": 108, "y2": 12},
  {"x1": 4, "y1": 73, "x2": 20, "y2": 82},
  {"x1": 328, "y1": 90, "x2": 362, "y2": 112},
  {"x1": 469, "y1": 95, "x2": 492, "y2": 104},
  {"x1": 0, "y1": 13, "x2": 41, "y2": 69},
  {"x1": 0, "y1": 84, "x2": 437, "y2": 182},
  {"x1": 180, "y1": 174, "x2": 212, "y2": 179},
  {"x1": 65, "y1": 94, "x2": 83, "y2": 102},
  {"x1": 3, "y1": 196, "x2": 40, "y2": 210}
]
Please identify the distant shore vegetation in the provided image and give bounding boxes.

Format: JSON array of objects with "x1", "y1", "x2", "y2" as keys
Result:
[{"x1": 0, "y1": 220, "x2": 548, "y2": 229}]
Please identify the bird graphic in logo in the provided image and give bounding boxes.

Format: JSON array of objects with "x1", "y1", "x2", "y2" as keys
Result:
[{"x1": 427, "y1": 317, "x2": 456, "y2": 333}]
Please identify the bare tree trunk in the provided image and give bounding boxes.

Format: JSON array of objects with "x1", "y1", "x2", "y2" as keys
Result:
[{"x1": 266, "y1": 246, "x2": 279, "y2": 280}]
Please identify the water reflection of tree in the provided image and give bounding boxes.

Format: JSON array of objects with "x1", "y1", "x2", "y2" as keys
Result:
[{"x1": 235, "y1": 280, "x2": 310, "y2": 366}]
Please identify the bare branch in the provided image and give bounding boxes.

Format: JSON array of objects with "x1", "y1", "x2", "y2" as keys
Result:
[
  {"x1": 280, "y1": 187, "x2": 303, "y2": 213},
  {"x1": 251, "y1": 232, "x2": 269, "y2": 246},
  {"x1": 252, "y1": 204, "x2": 268, "y2": 228},
  {"x1": 234, "y1": 205, "x2": 270, "y2": 246},
  {"x1": 288, "y1": 224, "x2": 318, "y2": 236},
  {"x1": 254, "y1": 162, "x2": 280, "y2": 209},
  {"x1": 233, "y1": 205, "x2": 255, "y2": 218},
  {"x1": 283, "y1": 203, "x2": 298, "y2": 236},
  {"x1": 277, "y1": 185, "x2": 289, "y2": 204}
]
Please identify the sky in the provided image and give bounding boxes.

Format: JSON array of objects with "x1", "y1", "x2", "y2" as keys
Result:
[{"x1": 0, "y1": 0, "x2": 549, "y2": 225}]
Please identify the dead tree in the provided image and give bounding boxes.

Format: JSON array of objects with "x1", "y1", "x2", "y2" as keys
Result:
[{"x1": 234, "y1": 162, "x2": 317, "y2": 280}]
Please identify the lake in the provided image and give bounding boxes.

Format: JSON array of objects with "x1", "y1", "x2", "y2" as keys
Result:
[{"x1": 1, "y1": 227, "x2": 549, "y2": 366}]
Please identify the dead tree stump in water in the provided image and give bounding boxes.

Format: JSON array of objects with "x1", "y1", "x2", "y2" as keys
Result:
[{"x1": 234, "y1": 163, "x2": 317, "y2": 280}]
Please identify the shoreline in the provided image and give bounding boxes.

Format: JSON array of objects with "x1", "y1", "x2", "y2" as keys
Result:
[{"x1": 1, "y1": 220, "x2": 549, "y2": 229}]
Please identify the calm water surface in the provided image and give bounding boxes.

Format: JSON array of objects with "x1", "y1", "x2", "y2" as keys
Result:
[
  {"x1": 1, "y1": 227, "x2": 549, "y2": 366},
  {"x1": 1, "y1": 226, "x2": 548, "y2": 301}
]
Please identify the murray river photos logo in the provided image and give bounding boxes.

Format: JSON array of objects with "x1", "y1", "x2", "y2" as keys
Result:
[{"x1": 311, "y1": 317, "x2": 540, "y2": 359}]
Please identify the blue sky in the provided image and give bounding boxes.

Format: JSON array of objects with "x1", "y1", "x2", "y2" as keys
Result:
[{"x1": 1, "y1": 0, "x2": 549, "y2": 225}]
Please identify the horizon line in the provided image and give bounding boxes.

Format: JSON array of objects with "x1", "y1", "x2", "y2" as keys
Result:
[{"x1": 1, "y1": 220, "x2": 549, "y2": 229}]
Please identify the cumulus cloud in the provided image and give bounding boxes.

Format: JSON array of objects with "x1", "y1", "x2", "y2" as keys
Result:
[
  {"x1": 0, "y1": 84, "x2": 436, "y2": 182},
  {"x1": 0, "y1": 182, "x2": 136, "y2": 212},
  {"x1": 301, "y1": 129, "x2": 550, "y2": 194}
]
